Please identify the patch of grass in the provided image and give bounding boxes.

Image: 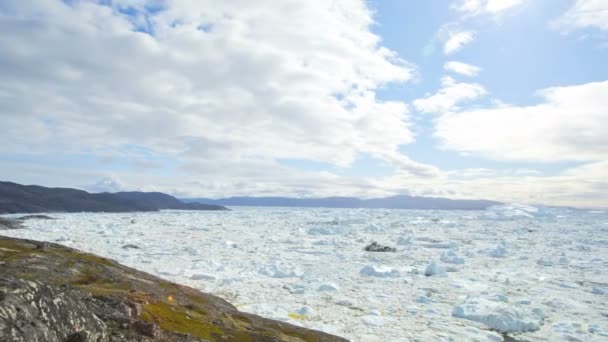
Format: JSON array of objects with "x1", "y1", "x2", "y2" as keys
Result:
[
  {"x1": 54, "y1": 249, "x2": 115, "y2": 267},
  {"x1": 141, "y1": 300, "x2": 225, "y2": 340},
  {"x1": 0, "y1": 240, "x2": 31, "y2": 260}
]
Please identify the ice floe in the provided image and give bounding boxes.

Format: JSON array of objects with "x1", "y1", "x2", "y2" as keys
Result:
[
  {"x1": 424, "y1": 261, "x2": 447, "y2": 277},
  {"x1": 360, "y1": 265, "x2": 400, "y2": 278},
  {"x1": 452, "y1": 298, "x2": 544, "y2": 333}
]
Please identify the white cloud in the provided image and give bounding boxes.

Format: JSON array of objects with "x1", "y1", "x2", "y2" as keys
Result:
[
  {"x1": 444, "y1": 61, "x2": 481, "y2": 76},
  {"x1": 453, "y1": 0, "x2": 524, "y2": 17},
  {"x1": 443, "y1": 30, "x2": 476, "y2": 54},
  {"x1": 88, "y1": 176, "x2": 125, "y2": 193},
  {"x1": 413, "y1": 76, "x2": 487, "y2": 114},
  {"x1": 434, "y1": 80, "x2": 608, "y2": 162},
  {"x1": 0, "y1": 0, "x2": 441, "y2": 189},
  {"x1": 554, "y1": 0, "x2": 608, "y2": 31}
]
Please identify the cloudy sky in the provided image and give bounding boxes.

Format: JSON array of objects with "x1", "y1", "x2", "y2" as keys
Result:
[{"x1": 0, "y1": 0, "x2": 607, "y2": 207}]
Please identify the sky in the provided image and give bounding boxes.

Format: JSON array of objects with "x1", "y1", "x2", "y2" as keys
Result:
[{"x1": 0, "y1": 0, "x2": 607, "y2": 208}]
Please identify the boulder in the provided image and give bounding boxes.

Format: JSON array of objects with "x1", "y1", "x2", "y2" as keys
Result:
[{"x1": 364, "y1": 241, "x2": 396, "y2": 252}]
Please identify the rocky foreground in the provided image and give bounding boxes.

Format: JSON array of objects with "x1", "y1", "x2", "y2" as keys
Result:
[{"x1": 0, "y1": 235, "x2": 347, "y2": 341}]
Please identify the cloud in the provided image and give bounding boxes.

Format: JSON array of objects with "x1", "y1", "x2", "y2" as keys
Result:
[
  {"x1": 88, "y1": 176, "x2": 125, "y2": 193},
  {"x1": 444, "y1": 61, "x2": 481, "y2": 76},
  {"x1": 443, "y1": 30, "x2": 476, "y2": 54},
  {"x1": 384, "y1": 160, "x2": 608, "y2": 208},
  {"x1": 0, "y1": 0, "x2": 440, "y2": 190},
  {"x1": 453, "y1": 0, "x2": 524, "y2": 17},
  {"x1": 434, "y1": 80, "x2": 608, "y2": 162},
  {"x1": 413, "y1": 76, "x2": 487, "y2": 114},
  {"x1": 554, "y1": 0, "x2": 608, "y2": 32}
]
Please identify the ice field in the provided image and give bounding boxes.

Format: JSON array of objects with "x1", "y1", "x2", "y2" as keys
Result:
[{"x1": 2, "y1": 204, "x2": 607, "y2": 341}]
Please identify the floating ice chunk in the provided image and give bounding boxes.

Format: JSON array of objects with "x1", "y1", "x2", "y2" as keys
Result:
[
  {"x1": 397, "y1": 236, "x2": 412, "y2": 245},
  {"x1": 312, "y1": 239, "x2": 335, "y2": 246},
  {"x1": 335, "y1": 298, "x2": 358, "y2": 309},
  {"x1": 485, "y1": 244, "x2": 508, "y2": 258},
  {"x1": 224, "y1": 240, "x2": 238, "y2": 248},
  {"x1": 415, "y1": 294, "x2": 432, "y2": 304},
  {"x1": 424, "y1": 261, "x2": 446, "y2": 277},
  {"x1": 308, "y1": 226, "x2": 350, "y2": 235},
  {"x1": 537, "y1": 257, "x2": 554, "y2": 266},
  {"x1": 440, "y1": 250, "x2": 465, "y2": 264},
  {"x1": 360, "y1": 265, "x2": 400, "y2": 278},
  {"x1": 552, "y1": 321, "x2": 597, "y2": 338},
  {"x1": 589, "y1": 324, "x2": 608, "y2": 337},
  {"x1": 417, "y1": 236, "x2": 441, "y2": 243},
  {"x1": 488, "y1": 294, "x2": 509, "y2": 303},
  {"x1": 295, "y1": 306, "x2": 316, "y2": 317},
  {"x1": 361, "y1": 315, "x2": 393, "y2": 327},
  {"x1": 364, "y1": 223, "x2": 384, "y2": 233},
  {"x1": 283, "y1": 284, "x2": 306, "y2": 294},
  {"x1": 465, "y1": 326, "x2": 504, "y2": 342},
  {"x1": 445, "y1": 266, "x2": 460, "y2": 272},
  {"x1": 190, "y1": 273, "x2": 217, "y2": 281},
  {"x1": 317, "y1": 283, "x2": 340, "y2": 292},
  {"x1": 452, "y1": 298, "x2": 544, "y2": 333},
  {"x1": 483, "y1": 204, "x2": 539, "y2": 220},
  {"x1": 421, "y1": 242, "x2": 457, "y2": 249},
  {"x1": 259, "y1": 264, "x2": 304, "y2": 278}
]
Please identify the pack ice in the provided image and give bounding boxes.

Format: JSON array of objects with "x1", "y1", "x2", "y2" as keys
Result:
[{"x1": 2, "y1": 204, "x2": 607, "y2": 341}]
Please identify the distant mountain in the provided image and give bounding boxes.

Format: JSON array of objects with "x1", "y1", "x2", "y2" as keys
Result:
[
  {"x1": 0, "y1": 181, "x2": 228, "y2": 214},
  {"x1": 182, "y1": 195, "x2": 501, "y2": 210},
  {"x1": 113, "y1": 192, "x2": 226, "y2": 211}
]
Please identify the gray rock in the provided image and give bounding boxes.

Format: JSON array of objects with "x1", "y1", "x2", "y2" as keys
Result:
[
  {"x1": 0, "y1": 276, "x2": 107, "y2": 342},
  {"x1": 364, "y1": 241, "x2": 396, "y2": 252}
]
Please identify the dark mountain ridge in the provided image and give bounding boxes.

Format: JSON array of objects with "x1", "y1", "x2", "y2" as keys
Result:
[
  {"x1": 183, "y1": 194, "x2": 501, "y2": 210},
  {"x1": 0, "y1": 181, "x2": 227, "y2": 214}
]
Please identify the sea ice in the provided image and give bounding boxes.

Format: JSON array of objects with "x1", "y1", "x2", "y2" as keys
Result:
[
  {"x1": 537, "y1": 257, "x2": 554, "y2": 266},
  {"x1": 361, "y1": 315, "x2": 393, "y2": 327},
  {"x1": 397, "y1": 236, "x2": 412, "y2": 245},
  {"x1": 295, "y1": 306, "x2": 316, "y2": 317},
  {"x1": 424, "y1": 261, "x2": 447, "y2": 277},
  {"x1": 485, "y1": 243, "x2": 508, "y2": 258},
  {"x1": 359, "y1": 265, "x2": 400, "y2": 278},
  {"x1": 440, "y1": 250, "x2": 465, "y2": 264},
  {"x1": 317, "y1": 283, "x2": 340, "y2": 292},
  {"x1": 452, "y1": 298, "x2": 544, "y2": 333},
  {"x1": 364, "y1": 224, "x2": 384, "y2": 233},
  {"x1": 224, "y1": 240, "x2": 238, "y2": 248},
  {"x1": 308, "y1": 226, "x2": 350, "y2": 235},
  {"x1": 258, "y1": 263, "x2": 304, "y2": 278},
  {"x1": 421, "y1": 242, "x2": 456, "y2": 249},
  {"x1": 190, "y1": 273, "x2": 218, "y2": 281},
  {"x1": 415, "y1": 294, "x2": 432, "y2": 303}
]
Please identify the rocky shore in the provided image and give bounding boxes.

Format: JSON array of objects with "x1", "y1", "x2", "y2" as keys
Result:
[{"x1": 0, "y1": 235, "x2": 347, "y2": 341}]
